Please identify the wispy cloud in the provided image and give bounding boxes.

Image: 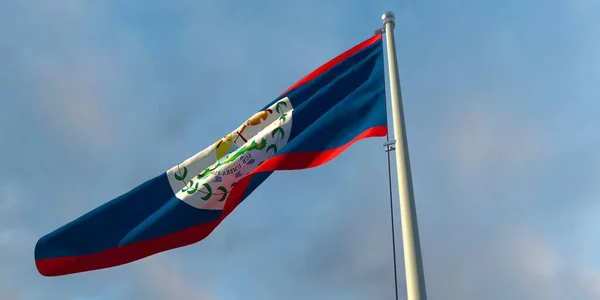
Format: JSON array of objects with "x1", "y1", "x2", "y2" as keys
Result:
[
  {"x1": 1, "y1": 0, "x2": 600, "y2": 299},
  {"x1": 123, "y1": 257, "x2": 216, "y2": 300}
]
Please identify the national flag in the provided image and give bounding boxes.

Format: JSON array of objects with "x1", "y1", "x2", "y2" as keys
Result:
[{"x1": 35, "y1": 33, "x2": 387, "y2": 276}]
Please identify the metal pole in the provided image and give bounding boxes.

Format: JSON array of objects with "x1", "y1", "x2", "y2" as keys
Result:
[{"x1": 381, "y1": 11, "x2": 428, "y2": 300}]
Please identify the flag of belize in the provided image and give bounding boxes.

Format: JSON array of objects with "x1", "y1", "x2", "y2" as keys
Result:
[{"x1": 35, "y1": 33, "x2": 388, "y2": 276}]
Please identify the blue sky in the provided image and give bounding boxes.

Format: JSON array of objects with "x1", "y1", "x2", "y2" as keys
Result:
[{"x1": 1, "y1": 0, "x2": 599, "y2": 299}]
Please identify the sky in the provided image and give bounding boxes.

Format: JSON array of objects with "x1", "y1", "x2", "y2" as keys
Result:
[{"x1": 1, "y1": 0, "x2": 599, "y2": 299}]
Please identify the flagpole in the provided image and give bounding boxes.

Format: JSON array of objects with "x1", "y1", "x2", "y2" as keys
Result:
[{"x1": 381, "y1": 11, "x2": 428, "y2": 300}]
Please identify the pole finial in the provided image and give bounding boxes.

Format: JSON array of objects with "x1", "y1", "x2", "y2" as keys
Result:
[{"x1": 382, "y1": 11, "x2": 396, "y2": 28}]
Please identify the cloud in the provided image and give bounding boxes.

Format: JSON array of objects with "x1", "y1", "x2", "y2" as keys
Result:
[
  {"x1": 31, "y1": 51, "x2": 121, "y2": 151},
  {"x1": 389, "y1": 13, "x2": 600, "y2": 295},
  {"x1": 0, "y1": 183, "x2": 35, "y2": 251},
  {"x1": 422, "y1": 223, "x2": 600, "y2": 300},
  {"x1": 202, "y1": 153, "x2": 401, "y2": 300},
  {"x1": 0, "y1": 283, "x2": 22, "y2": 300},
  {"x1": 1, "y1": 1, "x2": 386, "y2": 299},
  {"x1": 0, "y1": 184, "x2": 38, "y2": 300},
  {"x1": 1, "y1": 1, "x2": 600, "y2": 300},
  {"x1": 2, "y1": 2, "x2": 128, "y2": 155},
  {"x1": 0, "y1": 228, "x2": 35, "y2": 251},
  {"x1": 123, "y1": 256, "x2": 216, "y2": 300},
  {"x1": 0, "y1": 184, "x2": 18, "y2": 214},
  {"x1": 440, "y1": 98, "x2": 549, "y2": 173},
  {"x1": 578, "y1": 268, "x2": 600, "y2": 299}
]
